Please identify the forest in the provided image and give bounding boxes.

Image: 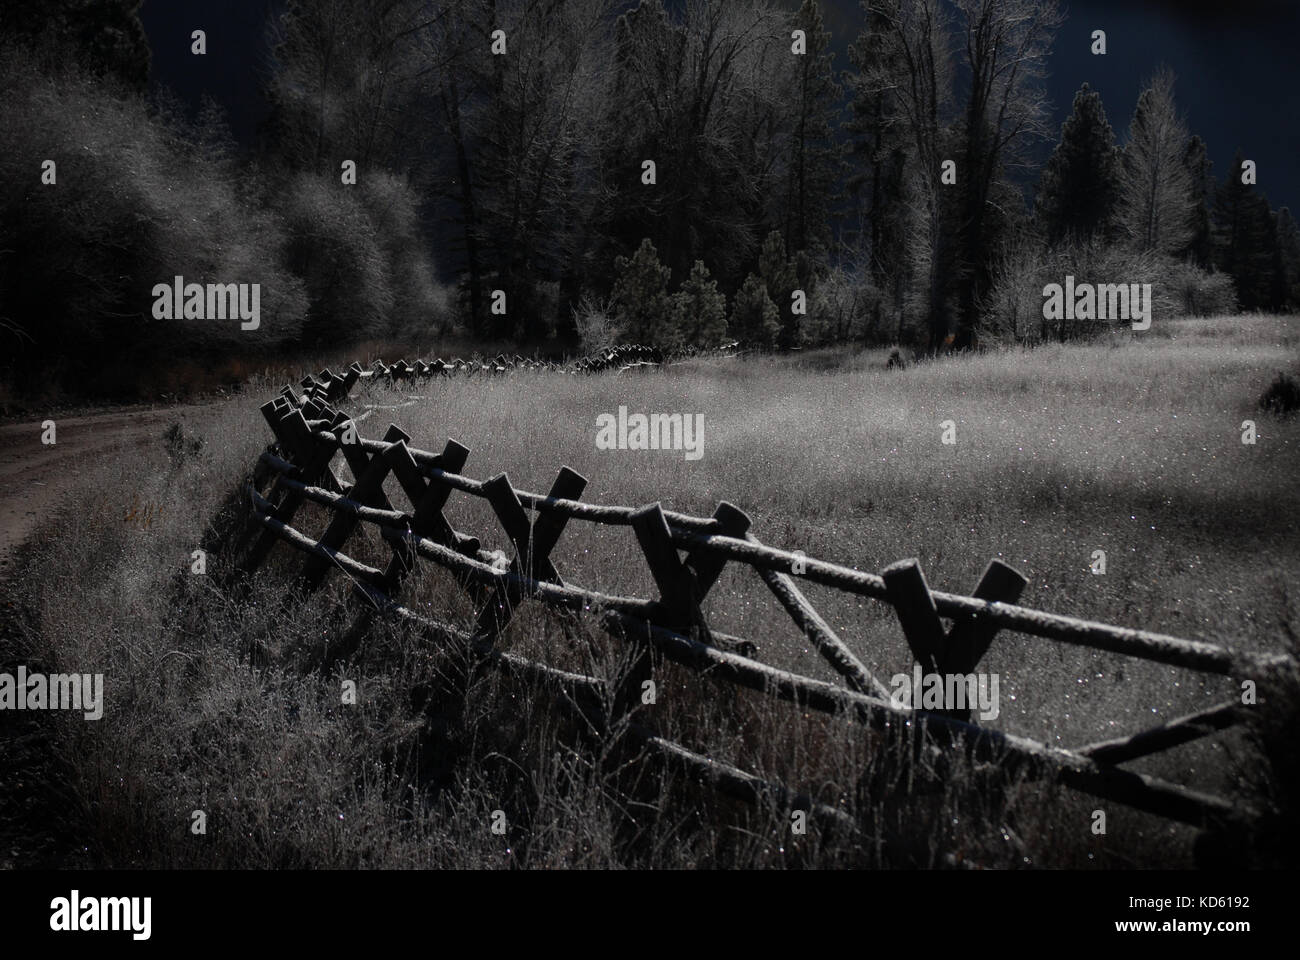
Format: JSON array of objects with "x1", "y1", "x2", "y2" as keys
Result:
[{"x1": 2, "y1": 0, "x2": 1298, "y2": 398}]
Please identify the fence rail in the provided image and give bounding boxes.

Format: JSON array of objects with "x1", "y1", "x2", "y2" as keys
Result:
[
  {"x1": 233, "y1": 383, "x2": 1290, "y2": 839},
  {"x1": 295, "y1": 341, "x2": 742, "y2": 398}
]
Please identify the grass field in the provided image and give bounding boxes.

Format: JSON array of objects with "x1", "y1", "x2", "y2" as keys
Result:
[{"x1": 7, "y1": 314, "x2": 1299, "y2": 868}]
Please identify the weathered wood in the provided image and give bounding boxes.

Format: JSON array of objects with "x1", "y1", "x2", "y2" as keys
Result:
[
  {"x1": 381, "y1": 438, "x2": 476, "y2": 591},
  {"x1": 1078, "y1": 701, "x2": 1244, "y2": 765},
  {"x1": 630, "y1": 503, "x2": 699, "y2": 632},
  {"x1": 240, "y1": 392, "x2": 1284, "y2": 832},
  {"x1": 942, "y1": 559, "x2": 1027, "y2": 677},
  {"x1": 528, "y1": 467, "x2": 588, "y2": 580},
  {"x1": 300, "y1": 424, "x2": 408, "y2": 591},
  {"x1": 686, "y1": 502, "x2": 750, "y2": 596},
  {"x1": 750, "y1": 532, "x2": 893, "y2": 702},
  {"x1": 625, "y1": 725, "x2": 857, "y2": 833},
  {"x1": 938, "y1": 559, "x2": 1029, "y2": 721},
  {"x1": 594, "y1": 608, "x2": 1247, "y2": 829},
  {"x1": 882, "y1": 559, "x2": 947, "y2": 677},
  {"x1": 664, "y1": 531, "x2": 1286, "y2": 678}
]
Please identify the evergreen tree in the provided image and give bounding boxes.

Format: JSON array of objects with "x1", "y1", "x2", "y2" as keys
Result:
[
  {"x1": 730, "y1": 273, "x2": 780, "y2": 346},
  {"x1": 612, "y1": 238, "x2": 674, "y2": 346},
  {"x1": 1035, "y1": 84, "x2": 1120, "y2": 246},
  {"x1": 1214, "y1": 150, "x2": 1276, "y2": 310},
  {"x1": 671, "y1": 260, "x2": 728, "y2": 348},
  {"x1": 759, "y1": 231, "x2": 800, "y2": 348},
  {"x1": 1276, "y1": 207, "x2": 1300, "y2": 310},
  {"x1": 1182, "y1": 135, "x2": 1214, "y2": 268}
]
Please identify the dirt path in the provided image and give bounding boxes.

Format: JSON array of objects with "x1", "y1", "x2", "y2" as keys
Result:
[{"x1": 0, "y1": 404, "x2": 216, "y2": 570}]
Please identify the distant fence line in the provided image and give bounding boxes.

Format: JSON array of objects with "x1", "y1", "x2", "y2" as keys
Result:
[
  {"x1": 232, "y1": 382, "x2": 1290, "y2": 839},
  {"x1": 296, "y1": 341, "x2": 742, "y2": 398}
]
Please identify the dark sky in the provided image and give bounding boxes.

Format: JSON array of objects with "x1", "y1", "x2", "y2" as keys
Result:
[{"x1": 140, "y1": 0, "x2": 1300, "y2": 212}]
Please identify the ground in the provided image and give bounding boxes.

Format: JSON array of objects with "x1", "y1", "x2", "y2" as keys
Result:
[{"x1": 1, "y1": 314, "x2": 1297, "y2": 868}]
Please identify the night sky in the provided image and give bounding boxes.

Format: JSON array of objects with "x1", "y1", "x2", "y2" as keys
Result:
[{"x1": 139, "y1": 0, "x2": 1300, "y2": 212}]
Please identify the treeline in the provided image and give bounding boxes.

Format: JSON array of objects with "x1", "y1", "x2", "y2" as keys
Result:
[{"x1": 2, "y1": 0, "x2": 1299, "y2": 398}]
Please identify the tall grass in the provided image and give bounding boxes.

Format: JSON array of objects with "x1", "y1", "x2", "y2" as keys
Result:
[{"x1": 7, "y1": 315, "x2": 1298, "y2": 868}]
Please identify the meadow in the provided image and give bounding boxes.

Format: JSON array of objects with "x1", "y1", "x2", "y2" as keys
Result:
[{"x1": 6, "y1": 314, "x2": 1299, "y2": 869}]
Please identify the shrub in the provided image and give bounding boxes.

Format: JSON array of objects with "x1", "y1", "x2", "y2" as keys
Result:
[
  {"x1": 0, "y1": 48, "x2": 307, "y2": 397},
  {"x1": 1259, "y1": 371, "x2": 1300, "y2": 416},
  {"x1": 571, "y1": 294, "x2": 622, "y2": 353}
]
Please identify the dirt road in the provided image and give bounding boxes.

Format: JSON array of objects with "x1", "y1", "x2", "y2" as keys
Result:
[{"x1": 0, "y1": 404, "x2": 215, "y2": 569}]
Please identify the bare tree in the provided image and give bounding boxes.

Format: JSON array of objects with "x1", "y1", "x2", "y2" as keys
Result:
[
  {"x1": 1117, "y1": 66, "x2": 1196, "y2": 255},
  {"x1": 858, "y1": 0, "x2": 957, "y2": 351},
  {"x1": 952, "y1": 0, "x2": 1063, "y2": 348}
]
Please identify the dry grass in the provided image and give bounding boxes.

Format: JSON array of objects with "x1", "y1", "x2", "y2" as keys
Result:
[{"x1": 8, "y1": 314, "x2": 1299, "y2": 868}]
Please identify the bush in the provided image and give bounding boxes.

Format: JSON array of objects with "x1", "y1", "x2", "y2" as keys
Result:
[
  {"x1": 571, "y1": 294, "x2": 622, "y2": 353},
  {"x1": 0, "y1": 48, "x2": 307, "y2": 397},
  {"x1": 1259, "y1": 372, "x2": 1300, "y2": 416},
  {"x1": 1165, "y1": 259, "x2": 1238, "y2": 317},
  {"x1": 981, "y1": 238, "x2": 1233, "y2": 343},
  {"x1": 279, "y1": 173, "x2": 392, "y2": 347},
  {"x1": 360, "y1": 172, "x2": 451, "y2": 341}
]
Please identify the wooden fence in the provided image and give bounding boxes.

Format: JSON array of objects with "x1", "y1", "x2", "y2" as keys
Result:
[
  {"x1": 236, "y1": 383, "x2": 1291, "y2": 838},
  {"x1": 299, "y1": 342, "x2": 741, "y2": 397}
]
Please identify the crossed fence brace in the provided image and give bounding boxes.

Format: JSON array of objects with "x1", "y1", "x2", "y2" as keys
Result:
[{"x1": 237, "y1": 384, "x2": 1290, "y2": 837}]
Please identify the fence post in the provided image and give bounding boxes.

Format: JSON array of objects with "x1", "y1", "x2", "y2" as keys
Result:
[
  {"x1": 300, "y1": 422, "x2": 409, "y2": 592},
  {"x1": 381, "y1": 438, "x2": 477, "y2": 592},
  {"x1": 473, "y1": 468, "x2": 587, "y2": 646}
]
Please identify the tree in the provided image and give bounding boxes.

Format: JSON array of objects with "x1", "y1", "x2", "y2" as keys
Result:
[
  {"x1": 1182, "y1": 135, "x2": 1214, "y2": 268},
  {"x1": 1035, "y1": 84, "x2": 1120, "y2": 246},
  {"x1": 759, "y1": 231, "x2": 800, "y2": 347},
  {"x1": 952, "y1": 0, "x2": 1064, "y2": 348},
  {"x1": 3, "y1": 0, "x2": 150, "y2": 91},
  {"x1": 598, "y1": 0, "x2": 787, "y2": 293},
  {"x1": 1276, "y1": 207, "x2": 1300, "y2": 310},
  {"x1": 783, "y1": 0, "x2": 843, "y2": 258},
  {"x1": 855, "y1": 0, "x2": 958, "y2": 352},
  {"x1": 453, "y1": 0, "x2": 616, "y2": 340},
  {"x1": 671, "y1": 260, "x2": 728, "y2": 348},
  {"x1": 730, "y1": 274, "x2": 780, "y2": 346},
  {"x1": 612, "y1": 238, "x2": 674, "y2": 346},
  {"x1": 1117, "y1": 66, "x2": 1196, "y2": 255},
  {"x1": 1214, "y1": 150, "x2": 1276, "y2": 310},
  {"x1": 844, "y1": 0, "x2": 915, "y2": 343}
]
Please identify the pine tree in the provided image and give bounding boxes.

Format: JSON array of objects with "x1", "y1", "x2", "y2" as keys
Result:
[
  {"x1": 1182, "y1": 135, "x2": 1214, "y2": 268},
  {"x1": 730, "y1": 274, "x2": 780, "y2": 347},
  {"x1": 671, "y1": 260, "x2": 728, "y2": 348},
  {"x1": 759, "y1": 231, "x2": 800, "y2": 348},
  {"x1": 1214, "y1": 150, "x2": 1276, "y2": 310},
  {"x1": 1276, "y1": 207, "x2": 1300, "y2": 310},
  {"x1": 612, "y1": 238, "x2": 674, "y2": 346},
  {"x1": 1117, "y1": 67, "x2": 1196, "y2": 254},
  {"x1": 1035, "y1": 84, "x2": 1120, "y2": 246}
]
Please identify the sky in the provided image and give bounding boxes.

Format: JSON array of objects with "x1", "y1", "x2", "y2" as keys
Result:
[{"x1": 139, "y1": 0, "x2": 1300, "y2": 212}]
